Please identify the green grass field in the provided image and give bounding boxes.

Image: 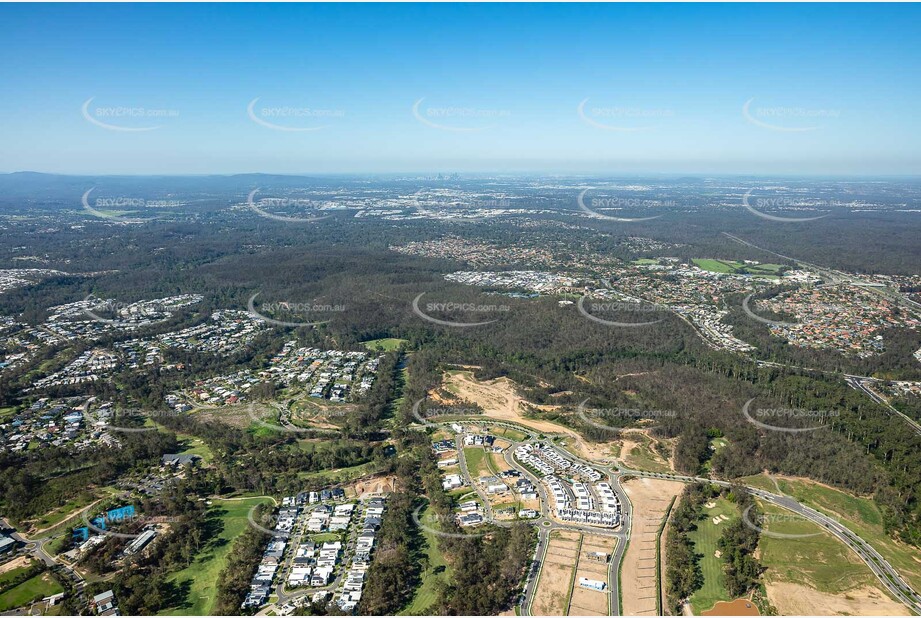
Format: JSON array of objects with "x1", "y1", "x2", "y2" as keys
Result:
[
  {"x1": 310, "y1": 532, "x2": 341, "y2": 543},
  {"x1": 0, "y1": 562, "x2": 38, "y2": 589},
  {"x1": 692, "y1": 258, "x2": 784, "y2": 276},
  {"x1": 741, "y1": 474, "x2": 921, "y2": 592},
  {"x1": 687, "y1": 497, "x2": 738, "y2": 614},
  {"x1": 297, "y1": 460, "x2": 379, "y2": 483},
  {"x1": 0, "y1": 573, "x2": 63, "y2": 612},
  {"x1": 362, "y1": 338, "x2": 407, "y2": 351},
  {"x1": 463, "y1": 447, "x2": 488, "y2": 478},
  {"x1": 400, "y1": 507, "x2": 453, "y2": 615},
  {"x1": 490, "y1": 426, "x2": 528, "y2": 442},
  {"x1": 160, "y1": 497, "x2": 271, "y2": 616},
  {"x1": 756, "y1": 500, "x2": 880, "y2": 594},
  {"x1": 632, "y1": 258, "x2": 660, "y2": 265}
]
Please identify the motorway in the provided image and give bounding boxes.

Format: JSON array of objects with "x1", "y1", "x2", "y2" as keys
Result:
[
  {"x1": 428, "y1": 416, "x2": 921, "y2": 616},
  {"x1": 617, "y1": 468, "x2": 921, "y2": 615}
]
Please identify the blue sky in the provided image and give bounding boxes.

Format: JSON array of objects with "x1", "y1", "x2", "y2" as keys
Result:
[{"x1": 1, "y1": 3, "x2": 919, "y2": 175}]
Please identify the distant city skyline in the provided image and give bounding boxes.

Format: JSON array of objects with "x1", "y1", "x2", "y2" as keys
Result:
[{"x1": 2, "y1": 3, "x2": 920, "y2": 175}]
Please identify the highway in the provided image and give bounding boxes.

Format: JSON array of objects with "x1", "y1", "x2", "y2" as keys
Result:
[
  {"x1": 617, "y1": 468, "x2": 921, "y2": 615},
  {"x1": 425, "y1": 416, "x2": 921, "y2": 616}
]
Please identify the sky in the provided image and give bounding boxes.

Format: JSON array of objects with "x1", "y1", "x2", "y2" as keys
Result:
[{"x1": 1, "y1": 3, "x2": 920, "y2": 176}]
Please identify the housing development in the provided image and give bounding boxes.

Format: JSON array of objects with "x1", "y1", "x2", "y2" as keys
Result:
[{"x1": 2, "y1": 3, "x2": 921, "y2": 617}]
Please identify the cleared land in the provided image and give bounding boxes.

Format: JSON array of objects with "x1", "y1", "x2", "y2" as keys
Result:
[
  {"x1": 691, "y1": 259, "x2": 783, "y2": 276},
  {"x1": 687, "y1": 497, "x2": 738, "y2": 614},
  {"x1": 568, "y1": 535, "x2": 616, "y2": 616},
  {"x1": 532, "y1": 531, "x2": 581, "y2": 616},
  {"x1": 361, "y1": 337, "x2": 406, "y2": 351},
  {"x1": 437, "y1": 371, "x2": 615, "y2": 461},
  {"x1": 621, "y1": 477, "x2": 683, "y2": 616},
  {"x1": 0, "y1": 572, "x2": 63, "y2": 612},
  {"x1": 742, "y1": 474, "x2": 921, "y2": 594},
  {"x1": 618, "y1": 430, "x2": 671, "y2": 473},
  {"x1": 756, "y1": 498, "x2": 909, "y2": 615},
  {"x1": 160, "y1": 496, "x2": 271, "y2": 616},
  {"x1": 0, "y1": 557, "x2": 32, "y2": 578},
  {"x1": 463, "y1": 447, "x2": 489, "y2": 478}
]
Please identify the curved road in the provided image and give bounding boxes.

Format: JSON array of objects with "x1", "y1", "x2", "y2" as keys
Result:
[{"x1": 422, "y1": 416, "x2": 921, "y2": 616}]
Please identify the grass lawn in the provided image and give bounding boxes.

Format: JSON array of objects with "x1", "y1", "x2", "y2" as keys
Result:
[
  {"x1": 741, "y1": 474, "x2": 921, "y2": 593},
  {"x1": 177, "y1": 436, "x2": 213, "y2": 464},
  {"x1": 297, "y1": 461, "x2": 379, "y2": 483},
  {"x1": 0, "y1": 562, "x2": 38, "y2": 589},
  {"x1": 756, "y1": 499, "x2": 879, "y2": 594},
  {"x1": 632, "y1": 258, "x2": 660, "y2": 265},
  {"x1": 310, "y1": 532, "x2": 341, "y2": 543},
  {"x1": 692, "y1": 258, "x2": 783, "y2": 277},
  {"x1": 0, "y1": 573, "x2": 63, "y2": 612},
  {"x1": 401, "y1": 506, "x2": 453, "y2": 615},
  {"x1": 160, "y1": 497, "x2": 271, "y2": 616},
  {"x1": 687, "y1": 497, "x2": 738, "y2": 614},
  {"x1": 463, "y1": 447, "x2": 488, "y2": 478},
  {"x1": 490, "y1": 426, "x2": 528, "y2": 442},
  {"x1": 362, "y1": 338, "x2": 407, "y2": 351}
]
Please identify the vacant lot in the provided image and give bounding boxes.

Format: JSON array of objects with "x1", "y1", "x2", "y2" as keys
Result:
[
  {"x1": 362, "y1": 337, "x2": 406, "y2": 351},
  {"x1": 0, "y1": 572, "x2": 63, "y2": 612},
  {"x1": 619, "y1": 430, "x2": 671, "y2": 473},
  {"x1": 756, "y1": 499, "x2": 909, "y2": 615},
  {"x1": 692, "y1": 259, "x2": 783, "y2": 276},
  {"x1": 621, "y1": 477, "x2": 683, "y2": 616},
  {"x1": 742, "y1": 473, "x2": 921, "y2": 595},
  {"x1": 439, "y1": 371, "x2": 615, "y2": 461},
  {"x1": 532, "y1": 531, "x2": 581, "y2": 616},
  {"x1": 568, "y1": 535, "x2": 616, "y2": 616}
]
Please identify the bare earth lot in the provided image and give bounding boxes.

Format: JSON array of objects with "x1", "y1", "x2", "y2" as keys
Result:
[
  {"x1": 438, "y1": 371, "x2": 616, "y2": 460},
  {"x1": 569, "y1": 535, "x2": 617, "y2": 616},
  {"x1": 621, "y1": 476, "x2": 684, "y2": 616},
  {"x1": 765, "y1": 582, "x2": 909, "y2": 616},
  {"x1": 532, "y1": 530, "x2": 581, "y2": 616}
]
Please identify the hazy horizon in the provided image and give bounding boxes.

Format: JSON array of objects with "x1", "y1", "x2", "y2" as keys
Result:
[{"x1": 2, "y1": 3, "x2": 920, "y2": 176}]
